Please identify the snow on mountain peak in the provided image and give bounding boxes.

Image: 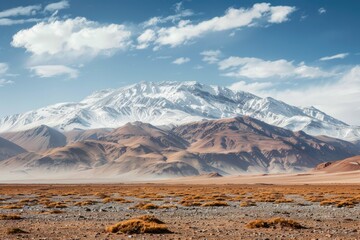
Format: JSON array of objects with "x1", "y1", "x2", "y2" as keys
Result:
[{"x1": 0, "y1": 81, "x2": 359, "y2": 141}]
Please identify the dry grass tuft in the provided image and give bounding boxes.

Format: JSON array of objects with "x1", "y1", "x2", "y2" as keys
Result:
[
  {"x1": 74, "y1": 200, "x2": 98, "y2": 206},
  {"x1": 240, "y1": 201, "x2": 257, "y2": 207},
  {"x1": 7, "y1": 228, "x2": 29, "y2": 234},
  {"x1": 179, "y1": 201, "x2": 202, "y2": 207},
  {"x1": 45, "y1": 202, "x2": 67, "y2": 208},
  {"x1": 246, "y1": 217, "x2": 305, "y2": 229},
  {"x1": 132, "y1": 202, "x2": 159, "y2": 210},
  {"x1": 320, "y1": 198, "x2": 359, "y2": 208},
  {"x1": 106, "y1": 215, "x2": 172, "y2": 234},
  {"x1": 201, "y1": 201, "x2": 228, "y2": 207},
  {"x1": 0, "y1": 204, "x2": 23, "y2": 209},
  {"x1": 103, "y1": 197, "x2": 132, "y2": 204},
  {"x1": 0, "y1": 214, "x2": 22, "y2": 220},
  {"x1": 94, "y1": 192, "x2": 110, "y2": 198}
]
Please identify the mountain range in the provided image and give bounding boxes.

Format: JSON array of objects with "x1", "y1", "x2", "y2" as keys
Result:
[
  {"x1": 0, "y1": 81, "x2": 359, "y2": 179},
  {"x1": 0, "y1": 117, "x2": 359, "y2": 179},
  {"x1": 0, "y1": 81, "x2": 359, "y2": 141}
]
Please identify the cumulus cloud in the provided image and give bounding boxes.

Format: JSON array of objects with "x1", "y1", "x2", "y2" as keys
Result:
[
  {"x1": 0, "y1": 5, "x2": 41, "y2": 18},
  {"x1": 318, "y1": 7, "x2": 326, "y2": 15},
  {"x1": 172, "y1": 57, "x2": 190, "y2": 65},
  {"x1": 29, "y1": 65, "x2": 79, "y2": 78},
  {"x1": 137, "y1": 29, "x2": 156, "y2": 49},
  {"x1": 44, "y1": 0, "x2": 70, "y2": 12},
  {"x1": 0, "y1": 79, "x2": 14, "y2": 87},
  {"x1": 141, "y1": 3, "x2": 295, "y2": 48},
  {"x1": 320, "y1": 53, "x2": 349, "y2": 61},
  {"x1": 201, "y1": 50, "x2": 221, "y2": 64},
  {"x1": 218, "y1": 56, "x2": 332, "y2": 79},
  {"x1": 268, "y1": 6, "x2": 296, "y2": 23},
  {"x1": 11, "y1": 17, "x2": 132, "y2": 61}
]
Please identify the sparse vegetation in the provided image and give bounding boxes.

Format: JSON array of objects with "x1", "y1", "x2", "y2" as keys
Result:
[
  {"x1": 240, "y1": 201, "x2": 257, "y2": 207},
  {"x1": 132, "y1": 202, "x2": 159, "y2": 210},
  {"x1": 179, "y1": 200, "x2": 202, "y2": 206},
  {"x1": 45, "y1": 202, "x2": 67, "y2": 208},
  {"x1": 246, "y1": 217, "x2": 306, "y2": 229},
  {"x1": 0, "y1": 184, "x2": 359, "y2": 239},
  {"x1": 7, "y1": 228, "x2": 29, "y2": 234},
  {"x1": 0, "y1": 204, "x2": 23, "y2": 209},
  {"x1": 74, "y1": 200, "x2": 98, "y2": 206},
  {"x1": 201, "y1": 201, "x2": 229, "y2": 207},
  {"x1": 0, "y1": 214, "x2": 22, "y2": 220},
  {"x1": 106, "y1": 215, "x2": 172, "y2": 234}
]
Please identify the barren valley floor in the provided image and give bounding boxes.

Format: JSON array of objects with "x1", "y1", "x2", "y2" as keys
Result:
[{"x1": 0, "y1": 184, "x2": 359, "y2": 239}]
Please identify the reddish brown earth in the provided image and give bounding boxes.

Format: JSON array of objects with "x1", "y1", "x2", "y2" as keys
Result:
[
  {"x1": 0, "y1": 184, "x2": 359, "y2": 239},
  {"x1": 314, "y1": 155, "x2": 360, "y2": 173},
  {"x1": 1, "y1": 117, "x2": 359, "y2": 180}
]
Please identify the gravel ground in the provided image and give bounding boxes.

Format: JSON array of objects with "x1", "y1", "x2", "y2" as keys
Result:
[{"x1": 0, "y1": 184, "x2": 359, "y2": 240}]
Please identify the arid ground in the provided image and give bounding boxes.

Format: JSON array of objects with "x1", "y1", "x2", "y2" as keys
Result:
[{"x1": 0, "y1": 183, "x2": 360, "y2": 240}]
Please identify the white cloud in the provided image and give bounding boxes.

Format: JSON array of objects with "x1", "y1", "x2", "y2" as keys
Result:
[
  {"x1": 228, "y1": 81, "x2": 273, "y2": 93},
  {"x1": 320, "y1": 53, "x2": 349, "y2": 61},
  {"x1": 263, "y1": 66, "x2": 360, "y2": 125},
  {"x1": 0, "y1": 79, "x2": 14, "y2": 87},
  {"x1": 29, "y1": 65, "x2": 79, "y2": 78},
  {"x1": 0, "y1": 18, "x2": 40, "y2": 26},
  {"x1": 0, "y1": 5, "x2": 41, "y2": 18},
  {"x1": 0, "y1": 79, "x2": 14, "y2": 86},
  {"x1": 269, "y1": 6, "x2": 296, "y2": 23},
  {"x1": 172, "y1": 57, "x2": 190, "y2": 65},
  {"x1": 44, "y1": 0, "x2": 70, "y2": 12},
  {"x1": 143, "y1": 2, "x2": 193, "y2": 27},
  {"x1": 137, "y1": 29, "x2": 156, "y2": 49},
  {"x1": 201, "y1": 50, "x2": 221, "y2": 64},
  {"x1": 144, "y1": 17, "x2": 161, "y2": 27},
  {"x1": 218, "y1": 56, "x2": 332, "y2": 79},
  {"x1": 148, "y1": 3, "x2": 295, "y2": 47},
  {"x1": 318, "y1": 7, "x2": 326, "y2": 15},
  {"x1": 0, "y1": 63, "x2": 9, "y2": 75},
  {"x1": 11, "y1": 17, "x2": 132, "y2": 60}
]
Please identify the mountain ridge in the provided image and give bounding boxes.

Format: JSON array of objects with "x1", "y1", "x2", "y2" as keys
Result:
[
  {"x1": 0, "y1": 125, "x2": 67, "y2": 152},
  {"x1": 0, "y1": 116, "x2": 359, "y2": 179},
  {"x1": 0, "y1": 136, "x2": 27, "y2": 161},
  {"x1": 0, "y1": 81, "x2": 359, "y2": 141}
]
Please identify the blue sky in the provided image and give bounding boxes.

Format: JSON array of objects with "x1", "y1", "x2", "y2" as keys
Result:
[{"x1": 0, "y1": 0, "x2": 359, "y2": 124}]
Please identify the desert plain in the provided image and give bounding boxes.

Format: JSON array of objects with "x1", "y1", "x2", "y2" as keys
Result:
[{"x1": 1, "y1": 172, "x2": 360, "y2": 240}]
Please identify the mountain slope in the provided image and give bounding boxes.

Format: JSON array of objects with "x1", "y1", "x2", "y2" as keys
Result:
[
  {"x1": 0, "y1": 81, "x2": 359, "y2": 140},
  {"x1": 64, "y1": 128, "x2": 111, "y2": 143},
  {"x1": 173, "y1": 117, "x2": 358, "y2": 173},
  {"x1": 314, "y1": 156, "x2": 360, "y2": 173},
  {"x1": 0, "y1": 136, "x2": 27, "y2": 161},
  {"x1": 0, "y1": 117, "x2": 358, "y2": 178},
  {"x1": 0, "y1": 125, "x2": 67, "y2": 152}
]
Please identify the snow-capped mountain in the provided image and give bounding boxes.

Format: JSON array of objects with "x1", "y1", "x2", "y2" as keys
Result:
[{"x1": 0, "y1": 81, "x2": 359, "y2": 141}]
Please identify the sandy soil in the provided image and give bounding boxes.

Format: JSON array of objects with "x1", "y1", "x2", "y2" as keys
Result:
[
  {"x1": 161, "y1": 170, "x2": 360, "y2": 185},
  {"x1": 1, "y1": 170, "x2": 359, "y2": 184},
  {"x1": 0, "y1": 184, "x2": 359, "y2": 239}
]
